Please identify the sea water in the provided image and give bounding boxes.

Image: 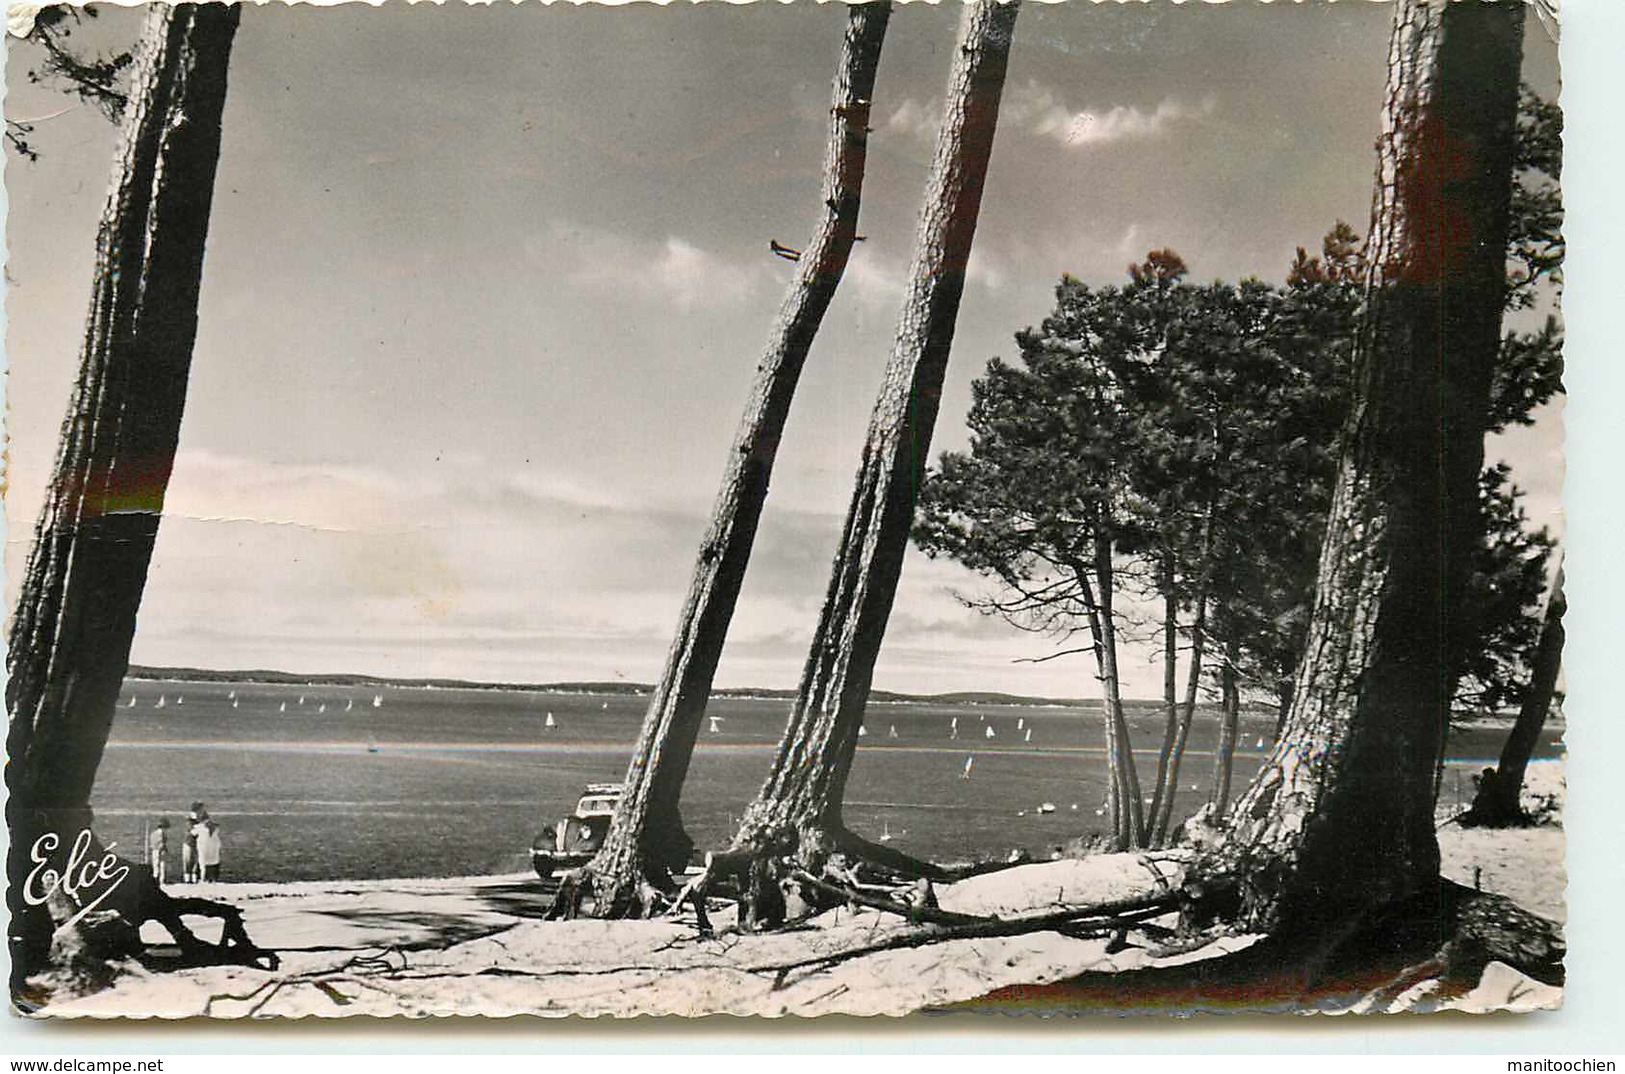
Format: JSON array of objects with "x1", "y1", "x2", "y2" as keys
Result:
[{"x1": 91, "y1": 679, "x2": 1559, "y2": 883}]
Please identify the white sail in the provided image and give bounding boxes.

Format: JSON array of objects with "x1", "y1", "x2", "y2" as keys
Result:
[
  {"x1": 279, "y1": 702, "x2": 286, "y2": 713},
  {"x1": 1017, "y1": 717, "x2": 1024, "y2": 731},
  {"x1": 318, "y1": 703, "x2": 326, "y2": 713},
  {"x1": 858, "y1": 725, "x2": 868, "y2": 738},
  {"x1": 177, "y1": 696, "x2": 184, "y2": 705},
  {"x1": 708, "y1": 716, "x2": 722, "y2": 734},
  {"x1": 545, "y1": 712, "x2": 557, "y2": 729},
  {"x1": 888, "y1": 724, "x2": 897, "y2": 738},
  {"x1": 985, "y1": 724, "x2": 996, "y2": 739},
  {"x1": 373, "y1": 694, "x2": 383, "y2": 708},
  {"x1": 1024, "y1": 728, "x2": 1032, "y2": 742},
  {"x1": 961, "y1": 756, "x2": 974, "y2": 779},
  {"x1": 346, "y1": 699, "x2": 354, "y2": 712},
  {"x1": 155, "y1": 695, "x2": 166, "y2": 709}
]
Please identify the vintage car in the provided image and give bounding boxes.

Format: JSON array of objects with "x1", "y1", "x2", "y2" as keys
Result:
[{"x1": 531, "y1": 782, "x2": 623, "y2": 880}]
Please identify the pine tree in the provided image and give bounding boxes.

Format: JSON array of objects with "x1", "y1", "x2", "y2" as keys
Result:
[{"x1": 6, "y1": 2, "x2": 241, "y2": 989}]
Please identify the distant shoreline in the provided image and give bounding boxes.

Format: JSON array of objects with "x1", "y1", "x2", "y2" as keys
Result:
[
  {"x1": 121, "y1": 664, "x2": 1554, "y2": 726},
  {"x1": 123, "y1": 663, "x2": 1142, "y2": 710}
]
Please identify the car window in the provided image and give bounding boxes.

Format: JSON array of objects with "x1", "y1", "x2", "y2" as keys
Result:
[{"x1": 577, "y1": 796, "x2": 619, "y2": 815}]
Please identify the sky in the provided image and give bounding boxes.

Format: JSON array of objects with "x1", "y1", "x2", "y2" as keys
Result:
[{"x1": 4, "y1": 1, "x2": 1562, "y2": 700}]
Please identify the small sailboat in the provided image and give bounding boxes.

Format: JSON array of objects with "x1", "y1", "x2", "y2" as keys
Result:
[
  {"x1": 858, "y1": 725, "x2": 868, "y2": 738},
  {"x1": 984, "y1": 724, "x2": 996, "y2": 739},
  {"x1": 1254, "y1": 736, "x2": 1265, "y2": 749},
  {"x1": 888, "y1": 724, "x2": 898, "y2": 739},
  {"x1": 228, "y1": 690, "x2": 236, "y2": 701},
  {"x1": 127, "y1": 696, "x2": 137, "y2": 709},
  {"x1": 949, "y1": 716, "x2": 959, "y2": 740},
  {"x1": 346, "y1": 699, "x2": 354, "y2": 712},
  {"x1": 961, "y1": 756, "x2": 974, "y2": 779},
  {"x1": 708, "y1": 716, "x2": 722, "y2": 734},
  {"x1": 279, "y1": 702, "x2": 287, "y2": 713},
  {"x1": 1017, "y1": 717, "x2": 1025, "y2": 731},
  {"x1": 1038, "y1": 802, "x2": 1056, "y2": 814},
  {"x1": 601, "y1": 702, "x2": 609, "y2": 710},
  {"x1": 318, "y1": 702, "x2": 327, "y2": 714},
  {"x1": 545, "y1": 712, "x2": 557, "y2": 729},
  {"x1": 155, "y1": 695, "x2": 167, "y2": 709},
  {"x1": 298, "y1": 695, "x2": 306, "y2": 706},
  {"x1": 176, "y1": 695, "x2": 184, "y2": 705},
  {"x1": 1023, "y1": 728, "x2": 1032, "y2": 743},
  {"x1": 373, "y1": 694, "x2": 383, "y2": 708},
  {"x1": 880, "y1": 819, "x2": 895, "y2": 843},
  {"x1": 232, "y1": 698, "x2": 239, "y2": 709}
]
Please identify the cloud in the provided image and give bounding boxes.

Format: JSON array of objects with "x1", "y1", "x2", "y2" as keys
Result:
[
  {"x1": 545, "y1": 222, "x2": 767, "y2": 312},
  {"x1": 1003, "y1": 82, "x2": 1217, "y2": 149},
  {"x1": 840, "y1": 246, "x2": 1007, "y2": 313},
  {"x1": 889, "y1": 84, "x2": 1216, "y2": 153},
  {"x1": 884, "y1": 98, "x2": 941, "y2": 143}
]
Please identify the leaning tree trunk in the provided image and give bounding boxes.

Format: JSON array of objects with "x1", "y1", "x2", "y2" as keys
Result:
[
  {"x1": 1210, "y1": 0, "x2": 1523, "y2": 937},
  {"x1": 560, "y1": 2, "x2": 893, "y2": 921},
  {"x1": 5, "y1": 3, "x2": 240, "y2": 993},
  {"x1": 716, "y1": 0, "x2": 1020, "y2": 917},
  {"x1": 1464, "y1": 560, "x2": 1564, "y2": 826}
]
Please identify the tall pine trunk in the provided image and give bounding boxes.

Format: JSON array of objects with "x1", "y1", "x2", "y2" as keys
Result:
[
  {"x1": 1209, "y1": 648, "x2": 1241, "y2": 821},
  {"x1": 5, "y1": 2, "x2": 240, "y2": 987},
  {"x1": 570, "y1": 2, "x2": 892, "y2": 918},
  {"x1": 1148, "y1": 554, "x2": 1180, "y2": 844},
  {"x1": 1214, "y1": 0, "x2": 1522, "y2": 935},
  {"x1": 724, "y1": 0, "x2": 1021, "y2": 892},
  {"x1": 1073, "y1": 557, "x2": 1140, "y2": 851},
  {"x1": 1083, "y1": 532, "x2": 1143, "y2": 849},
  {"x1": 1465, "y1": 560, "x2": 1564, "y2": 826},
  {"x1": 1153, "y1": 594, "x2": 1206, "y2": 845}
]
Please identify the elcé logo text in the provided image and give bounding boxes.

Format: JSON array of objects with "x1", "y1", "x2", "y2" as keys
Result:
[{"x1": 23, "y1": 830, "x2": 132, "y2": 929}]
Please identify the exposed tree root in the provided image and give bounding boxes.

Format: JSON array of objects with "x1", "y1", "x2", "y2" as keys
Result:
[
  {"x1": 687, "y1": 821, "x2": 949, "y2": 930},
  {"x1": 545, "y1": 864, "x2": 673, "y2": 922},
  {"x1": 957, "y1": 878, "x2": 1563, "y2": 1014}
]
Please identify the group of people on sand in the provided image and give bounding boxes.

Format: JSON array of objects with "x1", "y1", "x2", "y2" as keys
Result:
[{"x1": 145, "y1": 803, "x2": 224, "y2": 885}]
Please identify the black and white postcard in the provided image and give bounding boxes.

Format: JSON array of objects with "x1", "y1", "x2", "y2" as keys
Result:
[{"x1": 5, "y1": 0, "x2": 1565, "y2": 1019}]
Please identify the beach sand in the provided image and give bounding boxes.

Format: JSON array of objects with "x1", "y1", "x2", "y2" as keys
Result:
[{"x1": 35, "y1": 761, "x2": 1565, "y2": 1020}]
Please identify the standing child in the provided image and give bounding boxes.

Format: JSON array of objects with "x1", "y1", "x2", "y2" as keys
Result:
[
  {"x1": 184, "y1": 803, "x2": 208, "y2": 883},
  {"x1": 147, "y1": 818, "x2": 170, "y2": 885},
  {"x1": 197, "y1": 818, "x2": 223, "y2": 882}
]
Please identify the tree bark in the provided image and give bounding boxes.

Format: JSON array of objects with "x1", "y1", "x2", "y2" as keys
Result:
[
  {"x1": 1465, "y1": 560, "x2": 1564, "y2": 826},
  {"x1": 1212, "y1": 0, "x2": 1523, "y2": 936},
  {"x1": 5, "y1": 3, "x2": 240, "y2": 994},
  {"x1": 568, "y1": 2, "x2": 893, "y2": 919},
  {"x1": 722, "y1": 0, "x2": 1021, "y2": 901}
]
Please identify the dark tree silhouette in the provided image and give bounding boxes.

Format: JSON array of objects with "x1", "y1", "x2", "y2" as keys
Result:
[
  {"x1": 1462, "y1": 560, "x2": 1564, "y2": 828},
  {"x1": 6, "y1": 3, "x2": 241, "y2": 996},
  {"x1": 708, "y1": 0, "x2": 1022, "y2": 927},
  {"x1": 552, "y1": 2, "x2": 894, "y2": 920},
  {"x1": 1212, "y1": 0, "x2": 1526, "y2": 935}
]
